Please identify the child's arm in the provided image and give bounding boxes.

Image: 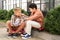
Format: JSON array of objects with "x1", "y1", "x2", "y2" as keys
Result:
[{"x1": 11, "y1": 15, "x2": 15, "y2": 26}]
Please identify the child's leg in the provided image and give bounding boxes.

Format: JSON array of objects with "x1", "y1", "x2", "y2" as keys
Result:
[
  {"x1": 6, "y1": 20, "x2": 12, "y2": 34},
  {"x1": 15, "y1": 22, "x2": 25, "y2": 33}
]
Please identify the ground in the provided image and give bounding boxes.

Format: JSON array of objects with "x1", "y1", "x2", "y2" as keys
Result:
[{"x1": 0, "y1": 22, "x2": 60, "y2": 40}]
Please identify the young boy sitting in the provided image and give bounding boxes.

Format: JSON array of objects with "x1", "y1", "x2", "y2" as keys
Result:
[{"x1": 6, "y1": 7, "x2": 27, "y2": 36}]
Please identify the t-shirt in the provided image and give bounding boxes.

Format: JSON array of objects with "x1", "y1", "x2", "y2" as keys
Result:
[{"x1": 11, "y1": 14, "x2": 28, "y2": 27}]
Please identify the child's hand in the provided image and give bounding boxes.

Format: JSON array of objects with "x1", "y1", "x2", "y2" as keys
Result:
[{"x1": 25, "y1": 18, "x2": 29, "y2": 20}]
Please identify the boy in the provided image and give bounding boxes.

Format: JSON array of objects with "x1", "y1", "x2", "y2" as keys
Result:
[
  {"x1": 22, "y1": 3, "x2": 44, "y2": 39},
  {"x1": 6, "y1": 7, "x2": 27, "y2": 36}
]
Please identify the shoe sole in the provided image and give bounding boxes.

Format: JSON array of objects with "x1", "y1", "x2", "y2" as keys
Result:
[{"x1": 22, "y1": 37, "x2": 31, "y2": 39}]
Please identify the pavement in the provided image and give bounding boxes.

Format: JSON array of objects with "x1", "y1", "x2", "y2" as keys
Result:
[
  {"x1": 0, "y1": 28, "x2": 43, "y2": 40},
  {"x1": 0, "y1": 22, "x2": 60, "y2": 40},
  {"x1": 0, "y1": 27, "x2": 60, "y2": 40}
]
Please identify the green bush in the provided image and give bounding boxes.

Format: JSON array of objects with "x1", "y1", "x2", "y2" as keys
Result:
[
  {"x1": 21, "y1": 9, "x2": 28, "y2": 15},
  {"x1": 7, "y1": 9, "x2": 14, "y2": 20},
  {"x1": 44, "y1": 6, "x2": 60, "y2": 35},
  {"x1": 0, "y1": 9, "x2": 28, "y2": 20},
  {"x1": 0, "y1": 9, "x2": 8, "y2": 20}
]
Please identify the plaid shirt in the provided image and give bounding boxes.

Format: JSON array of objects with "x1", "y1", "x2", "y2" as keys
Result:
[{"x1": 11, "y1": 14, "x2": 28, "y2": 26}]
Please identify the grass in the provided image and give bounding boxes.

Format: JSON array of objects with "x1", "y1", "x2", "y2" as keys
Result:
[{"x1": 0, "y1": 20, "x2": 7, "y2": 23}]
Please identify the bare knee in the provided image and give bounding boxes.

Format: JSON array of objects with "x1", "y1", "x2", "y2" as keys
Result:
[
  {"x1": 6, "y1": 20, "x2": 11, "y2": 26},
  {"x1": 26, "y1": 20, "x2": 31, "y2": 24}
]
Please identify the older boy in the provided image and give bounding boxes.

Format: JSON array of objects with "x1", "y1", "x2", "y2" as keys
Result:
[{"x1": 22, "y1": 3, "x2": 44, "y2": 39}]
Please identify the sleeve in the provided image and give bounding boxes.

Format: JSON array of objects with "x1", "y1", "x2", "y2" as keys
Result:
[
  {"x1": 11, "y1": 15, "x2": 15, "y2": 26},
  {"x1": 27, "y1": 12, "x2": 41, "y2": 20}
]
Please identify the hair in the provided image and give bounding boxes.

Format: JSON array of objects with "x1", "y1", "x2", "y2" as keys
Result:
[
  {"x1": 29, "y1": 3, "x2": 37, "y2": 9},
  {"x1": 13, "y1": 7, "x2": 21, "y2": 12}
]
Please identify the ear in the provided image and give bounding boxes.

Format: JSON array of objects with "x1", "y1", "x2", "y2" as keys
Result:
[{"x1": 34, "y1": 8, "x2": 36, "y2": 10}]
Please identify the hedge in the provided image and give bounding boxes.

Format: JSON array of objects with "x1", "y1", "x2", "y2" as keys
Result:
[
  {"x1": 44, "y1": 6, "x2": 60, "y2": 35},
  {"x1": 0, "y1": 9, "x2": 8, "y2": 20}
]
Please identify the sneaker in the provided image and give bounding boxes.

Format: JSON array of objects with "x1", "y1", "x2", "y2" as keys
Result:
[
  {"x1": 22, "y1": 33, "x2": 31, "y2": 39},
  {"x1": 12, "y1": 36, "x2": 17, "y2": 39},
  {"x1": 7, "y1": 33, "x2": 13, "y2": 38},
  {"x1": 21, "y1": 33, "x2": 27, "y2": 37},
  {"x1": 12, "y1": 33, "x2": 17, "y2": 38},
  {"x1": 8, "y1": 33, "x2": 13, "y2": 36}
]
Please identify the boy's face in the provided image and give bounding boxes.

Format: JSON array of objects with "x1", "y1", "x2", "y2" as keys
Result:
[
  {"x1": 14, "y1": 10, "x2": 21, "y2": 16},
  {"x1": 29, "y1": 8, "x2": 35, "y2": 13}
]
